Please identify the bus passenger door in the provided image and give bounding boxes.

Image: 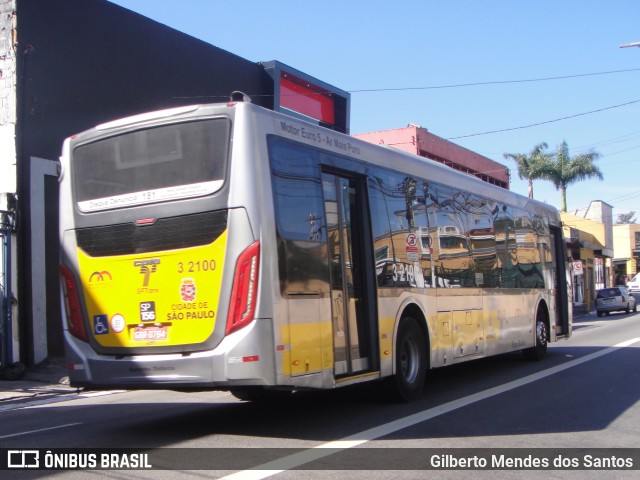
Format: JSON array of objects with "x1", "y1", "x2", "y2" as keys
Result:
[{"x1": 322, "y1": 171, "x2": 378, "y2": 377}]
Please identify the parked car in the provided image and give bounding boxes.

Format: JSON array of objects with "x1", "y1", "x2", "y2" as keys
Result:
[
  {"x1": 595, "y1": 286, "x2": 637, "y2": 317},
  {"x1": 626, "y1": 273, "x2": 640, "y2": 294}
]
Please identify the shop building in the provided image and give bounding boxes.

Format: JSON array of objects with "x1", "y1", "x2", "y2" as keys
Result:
[
  {"x1": 612, "y1": 223, "x2": 640, "y2": 285},
  {"x1": 354, "y1": 125, "x2": 510, "y2": 189},
  {"x1": 562, "y1": 201, "x2": 614, "y2": 314}
]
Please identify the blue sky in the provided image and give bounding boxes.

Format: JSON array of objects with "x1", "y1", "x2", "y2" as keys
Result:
[{"x1": 109, "y1": 0, "x2": 640, "y2": 219}]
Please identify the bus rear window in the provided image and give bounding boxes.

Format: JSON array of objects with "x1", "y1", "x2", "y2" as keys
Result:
[{"x1": 73, "y1": 118, "x2": 230, "y2": 212}]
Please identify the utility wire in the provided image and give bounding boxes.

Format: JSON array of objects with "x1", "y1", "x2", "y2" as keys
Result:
[
  {"x1": 349, "y1": 68, "x2": 640, "y2": 93},
  {"x1": 447, "y1": 99, "x2": 640, "y2": 140}
]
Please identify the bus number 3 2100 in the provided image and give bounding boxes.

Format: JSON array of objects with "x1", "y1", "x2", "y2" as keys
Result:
[
  {"x1": 177, "y1": 260, "x2": 217, "y2": 273},
  {"x1": 393, "y1": 263, "x2": 417, "y2": 284}
]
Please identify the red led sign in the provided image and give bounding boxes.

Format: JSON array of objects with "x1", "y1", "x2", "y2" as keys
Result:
[{"x1": 280, "y1": 73, "x2": 335, "y2": 125}]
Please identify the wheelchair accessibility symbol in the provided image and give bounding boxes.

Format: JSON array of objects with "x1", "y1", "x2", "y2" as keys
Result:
[{"x1": 93, "y1": 314, "x2": 109, "y2": 335}]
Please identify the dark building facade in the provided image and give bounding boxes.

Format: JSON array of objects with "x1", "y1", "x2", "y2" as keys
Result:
[{"x1": 0, "y1": 0, "x2": 348, "y2": 367}]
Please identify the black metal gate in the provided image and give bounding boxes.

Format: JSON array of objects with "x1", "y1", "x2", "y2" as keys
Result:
[{"x1": 0, "y1": 192, "x2": 23, "y2": 379}]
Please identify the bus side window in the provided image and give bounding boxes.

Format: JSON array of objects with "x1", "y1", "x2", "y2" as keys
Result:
[
  {"x1": 434, "y1": 186, "x2": 472, "y2": 288},
  {"x1": 268, "y1": 138, "x2": 328, "y2": 294},
  {"x1": 268, "y1": 139, "x2": 325, "y2": 242},
  {"x1": 368, "y1": 170, "x2": 415, "y2": 287},
  {"x1": 368, "y1": 172, "x2": 396, "y2": 287},
  {"x1": 413, "y1": 181, "x2": 437, "y2": 288}
]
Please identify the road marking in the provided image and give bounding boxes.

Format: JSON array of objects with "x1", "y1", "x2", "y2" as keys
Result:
[
  {"x1": 79, "y1": 390, "x2": 127, "y2": 398},
  {"x1": 221, "y1": 337, "x2": 640, "y2": 480},
  {"x1": 0, "y1": 390, "x2": 126, "y2": 413},
  {"x1": 0, "y1": 422, "x2": 81, "y2": 440}
]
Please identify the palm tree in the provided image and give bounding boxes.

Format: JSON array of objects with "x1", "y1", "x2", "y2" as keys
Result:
[
  {"x1": 536, "y1": 140, "x2": 603, "y2": 212},
  {"x1": 503, "y1": 142, "x2": 550, "y2": 199}
]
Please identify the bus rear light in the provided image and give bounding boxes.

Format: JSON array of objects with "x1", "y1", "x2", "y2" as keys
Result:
[
  {"x1": 60, "y1": 265, "x2": 88, "y2": 342},
  {"x1": 226, "y1": 241, "x2": 260, "y2": 336}
]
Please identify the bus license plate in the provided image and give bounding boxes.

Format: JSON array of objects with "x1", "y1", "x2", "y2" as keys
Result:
[{"x1": 133, "y1": 326, "x2": 168, "y2": 341}]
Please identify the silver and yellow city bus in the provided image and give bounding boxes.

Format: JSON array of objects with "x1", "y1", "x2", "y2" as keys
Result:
[{"x1": 59, "y1": 97, "x2": 571, "y2": 401}]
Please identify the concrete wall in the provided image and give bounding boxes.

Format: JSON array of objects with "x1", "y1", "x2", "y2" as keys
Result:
[
  {"x1": 613, "y1": 224, "x2": 635, "y2": 260},
  {"x1": 571, "y1": 200, "x2": 614, "y2": 258},
  {"x1": 0, "y1": 0, "x2": 16, "y2": 193}
]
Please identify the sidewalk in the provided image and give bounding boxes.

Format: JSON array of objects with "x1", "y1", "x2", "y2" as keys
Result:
[{"x1": 0, "y1": 357, "x2": 78, "y2": 406}]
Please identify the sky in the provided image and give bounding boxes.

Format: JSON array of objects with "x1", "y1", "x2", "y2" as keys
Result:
[{"x1": 109, "y1": 0, "x2": 640, "y2": 220}]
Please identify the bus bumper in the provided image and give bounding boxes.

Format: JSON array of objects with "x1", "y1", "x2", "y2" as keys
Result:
[{"x1": 63, "y1": 319, "x2": 276, "y2": 390}]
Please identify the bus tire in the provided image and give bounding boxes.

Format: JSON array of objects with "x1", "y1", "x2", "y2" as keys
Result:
[
  {"x1": 523, "y1": 308, "x2": 548, "y2": 361},
  {"x1": 390, "y1": 317, "x2": 427, "y2": 402}
]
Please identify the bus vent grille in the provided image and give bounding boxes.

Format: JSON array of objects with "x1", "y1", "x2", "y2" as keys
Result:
[{"x1": 76, "y1": 210, "x2": 228, "y2": 256}]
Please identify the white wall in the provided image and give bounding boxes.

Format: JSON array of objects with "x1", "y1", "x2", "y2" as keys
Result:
[{"x1": 0, "y1": 0, "x2": 17, "y2": 193}]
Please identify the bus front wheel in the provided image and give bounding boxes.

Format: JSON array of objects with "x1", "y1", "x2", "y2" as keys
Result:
[{"x1": 390, "y1": 317, "x2": 427, "y2": 402}]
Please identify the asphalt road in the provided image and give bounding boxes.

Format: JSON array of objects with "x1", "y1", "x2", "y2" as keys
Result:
[{"x1": 1, "y1": 311, "x2": 639, "y2": 479}]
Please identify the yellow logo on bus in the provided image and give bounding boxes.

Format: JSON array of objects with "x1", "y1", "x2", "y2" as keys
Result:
[{"x1": 77, "y1": 231, "x2": 227, "y2": 348}]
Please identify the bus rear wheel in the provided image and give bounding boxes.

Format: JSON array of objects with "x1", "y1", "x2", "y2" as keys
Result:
[
  {"x1": 389, "y1": 317, "x2": 427, "y2": 402},
  {"x1": 523, "y1": 308, "x2": 548, "y2": 361}
]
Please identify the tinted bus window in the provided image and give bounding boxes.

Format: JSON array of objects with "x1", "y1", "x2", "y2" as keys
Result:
[
  {"x1": 73, "y1": 118, "x2": 230, "y2": 210},
  {"x1": 268, "y1": 138, "x2": 325, "y2": 242}
]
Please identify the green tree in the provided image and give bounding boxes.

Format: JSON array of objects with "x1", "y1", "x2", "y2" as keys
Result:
[
  {"x1": 616, "y1": 211, "x2": 637, "y2": 224},
  {"x1": 535, "y1": 140, "x2": 603, "y2": 212},
  {"x1": 503, "y1": 142, "x2": 550, "y2": 199}
]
